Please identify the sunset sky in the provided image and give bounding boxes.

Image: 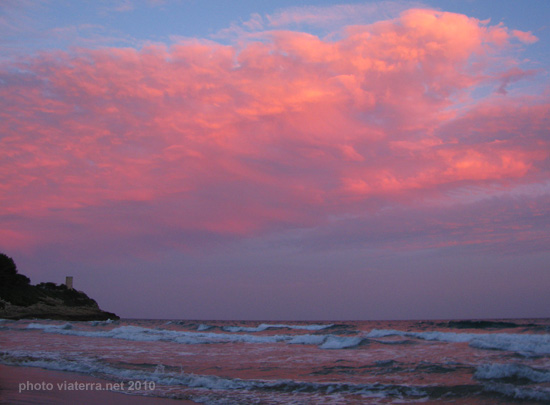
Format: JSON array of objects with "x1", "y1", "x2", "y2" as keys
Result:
[{"x1": 1, "y1": 0, "x2": 549, "y2": 320}]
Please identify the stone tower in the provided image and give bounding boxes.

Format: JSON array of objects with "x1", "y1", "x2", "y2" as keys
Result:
[{"x1": 65, "y1": 276, "x2": 74, "y2": 290}]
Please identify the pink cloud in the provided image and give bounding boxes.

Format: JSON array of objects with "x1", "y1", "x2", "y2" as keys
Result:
[
  {"x1": 512, "y1": 29, "x2": 538, "y2": 44},
  {"x1": 0, "y1": 8, "x2": 548, "y2": 254}
]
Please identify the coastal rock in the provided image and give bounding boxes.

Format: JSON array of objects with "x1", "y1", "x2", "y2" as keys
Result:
[
  {"x1": 0, "y1": 253, "x2": 119, "y2": 321},
  {"x1": 0, "y1": 297, "x2": 119, "y2": 321}
]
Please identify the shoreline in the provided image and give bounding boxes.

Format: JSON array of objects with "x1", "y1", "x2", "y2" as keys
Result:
[{"x1": 0, "y1": 364, "x2": 196, "y2": 404}]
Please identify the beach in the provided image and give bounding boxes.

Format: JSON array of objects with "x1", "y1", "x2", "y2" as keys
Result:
[{"x1": 0, "y1": 364, "x2": 195, "y2": 404}]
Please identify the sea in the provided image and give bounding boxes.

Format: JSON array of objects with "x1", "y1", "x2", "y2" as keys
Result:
[{"x1": 1, "y1": 318, "x2": 550, "y2": 404}]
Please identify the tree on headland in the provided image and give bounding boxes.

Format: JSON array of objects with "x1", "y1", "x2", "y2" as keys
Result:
[
  {"x1": 0, "y1": 253, "x2": 31, "y2": 286},
  {"x1": 0, "y1": 252, "x2": 38, "y2": 306}
]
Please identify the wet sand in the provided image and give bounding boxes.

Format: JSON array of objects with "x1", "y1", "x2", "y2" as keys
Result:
[{"x1": 0, "y1": 364, "x2": 196, "y2": 404}]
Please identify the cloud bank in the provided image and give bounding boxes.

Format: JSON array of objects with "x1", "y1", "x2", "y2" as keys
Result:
[{"x1": 0, "y1": 8, "x2": 548, "y2": 263}]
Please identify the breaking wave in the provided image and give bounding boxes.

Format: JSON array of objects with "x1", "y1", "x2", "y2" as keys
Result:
[
  {"x1": 483, "y1": 383, "x2": 550, "y2": 402},
  {"x1": 27, "y1": 323, "x2": 73, "y2": 330},
  {"x1": 0, "y1": 350, "x2": 428, "y2": 400},
  {"x1": 4, "y1": 350, "x2": 549, "y2": 403},
  {"x1": 367, "y1": 329, "x2": 550, "y2": 356},
  {"x1": 21, "y1": 323, "x2": 550, "y2": 355},
  {"x1": 475, "y1": 363, "x2": 550, "y2": 383},
  {"x1": 318, "y1": 336, "x2": 365, "y2": 349},
  {"x1": 222, "y1": 323, "x2": 334, "y2": 333},
  {"x1": 23, "y1": 323, "x2": 365, "y2": 349}
]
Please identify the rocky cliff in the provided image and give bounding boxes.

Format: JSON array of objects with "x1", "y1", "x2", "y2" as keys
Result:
[{"x1": 0, "y1": 253, "x2": 119, "y2": 321}]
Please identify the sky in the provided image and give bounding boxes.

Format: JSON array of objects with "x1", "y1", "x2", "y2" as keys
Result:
[{"x1": 1, "y1": 0, "x2": 549, "y2": 320}]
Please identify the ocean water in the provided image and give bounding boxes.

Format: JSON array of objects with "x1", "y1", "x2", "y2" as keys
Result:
[{"x1": 1, "y1": 318, "x2": 550, "y2": 403}]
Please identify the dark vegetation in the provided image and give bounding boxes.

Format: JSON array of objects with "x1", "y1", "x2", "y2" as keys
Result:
[
  {"x1": 0, "y1": 253, "x2": 37, "y2": 307},
  {"x1": 36, "y1": 282, "x2": 99, "y2": 307},
  {"x1": 0, "y1": 252, "x2": 118, "y2": 319}
]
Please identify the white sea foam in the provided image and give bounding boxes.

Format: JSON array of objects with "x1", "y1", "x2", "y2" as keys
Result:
[
  {"x1": 475, "y1": 363, "x2": 550, "y2": 383},
  {"x1": 287, "y1": 334, "x2": 327, "y2": 345},
  {"x1": 26, "y1": 323, "x2": 73, "y2": 330},
  {"x1": 25, "y1": 322, "x2": 550, "y2": 355},
  {"x1": 90, "y1": 319, "x2": 116, "y2": 326},
  {"x1": 469, "y1": 334, "x2": 550, "y2": 356},
  {"x1": 319, "y1": 336, "x2": 364, "y2": 349},
  {"x1": 4, "y1": 348, "x2": 550, "y2": 402},
  {"x1": 25, "y1": 324, "x2": 348, "y2": 348},
  {"x1": 367, "y1": 329, "x2": 472, "y2": 342},
  {"x1": 54, "y1": 325, "x2": 285, "y2": 345},
  {"x1": 483, "y1": 383, "x2": 550, "y2": 402},
  {"x1": 367, "y1": 329, "x2": 550, "y2": 355},
  {"x1": 222, "y1": 323, "x2": 333, "y2": 332},
  {"x1": 23, "y1": 322, "x2": 370, "y2": 350},
  {"x1": 0, "y1": 350, "x2": 246, "y2": 391}
]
